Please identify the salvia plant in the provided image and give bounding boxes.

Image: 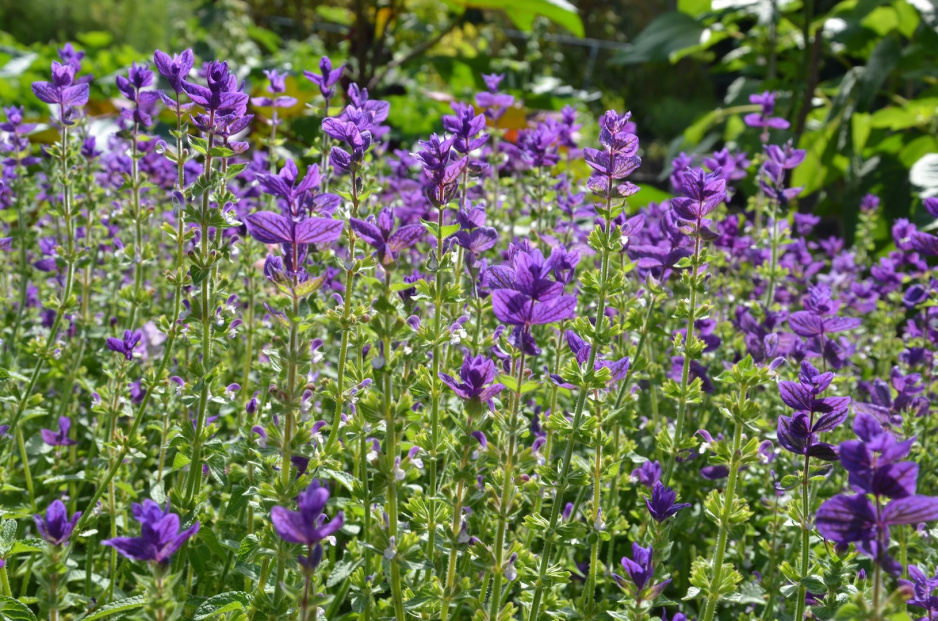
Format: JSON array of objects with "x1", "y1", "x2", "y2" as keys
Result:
[{"x1": 1, "y1": 43, "x2": 938, "y2": 621}]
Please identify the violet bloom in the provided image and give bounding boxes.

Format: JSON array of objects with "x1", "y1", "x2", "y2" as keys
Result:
[
  {"x1": 632, "y1": 460, "x2": 662, "y2": 488},
  {"x1": 584, "y1": 110, "x2": 641, "y2": 201},
  {"x1": 31, "y1": 61, "x2": 89, "y2": 120},
  {"x1": 452, "y1": 203, "x2": 498, "y2": 259},
  {"x1": 304, "y1": 57, "x2": 344, "y2": 101},
  {"x1": 776, "y1": 361, "x2": 848, "y2": 461},
  {"x1": 475, "y1": 72, "x2": 514, "y2": 123},
  {"x1": 323, "y1": 106, "x2": 376, "y2": 174},
  {"x1": 271, "y1": 479, "x2": 344, "y2": 570},
  {"x1": 816, "y1": 416, "x2": 938, "y2": 576},
  {"x1": 760, "y1": 142, "x2": 805, "y2": 207},
  {"x1": 913, "y1": 227, "x2": 938, "y2": 256},
  {"x1": 487, "y1": 245, "x2": 577, "y2": 328},
  {"x1": 442, "y1": 102, "x2": 489, "y2": 154},
  {"x1": 744, "y1": 91, "x2": 789, "y2": 140},
  {"x1": 102, "y1": 500, "x2": 200, "y2": 564},
  {"x1": 518, "y1": 122, "x2": 560, "y2": 168},
  {"x1": 153, "y1": 49, "x2": 194, "y2": 94},
  {"x1": 644, "y1": 481, "x2": 691, "y2": 523},
  {"x1": 350, "y1": 208, "x2": 424, "y2": 265},
  {"x1": 549, "y1": 330, "x2": 629, "y2": 389},
  {"x1": 899, "y1": 565, "x2": 938, "y2": 619},
  {"x1": 255, "y1": 158, "x2": 321, "y2": 207},
  {"x1": 413, "y1": 133, "x2": 466, "y2": 207},
  {"x1": 854, "y1": 368, "x2": 929, "y2": 427},
  {"x1": 439, "y1": 354, "x2": 505, "y2": 405},
  {"x1": 34, "y1": 500, "x2": 81, "y2": 546},
  {"x1": 613, "y1": 543, "x2": 671, "y2": 601},
  {"x1": 788, "y1": 283, "x2": 860, "y2": 369},
  {"x1": 840, "y1": 413, "x2": 919, "y2": 499},
  {"x1": 116, "y1": 62, "x2": 159, "y2": 126},
  {"x1": 251, "y1": 69, "x2": 297, "y2": 109},
  {"x1": 183, "y1": 60, "x2": 248, "y2": 116},
  {"x1": 670, "y1": 168, "x2": 727, "y2": 240},
  {"x1": 106, "y1": 329, "x2": 142, "y2": 361},
  {"x1": 41, "y1": 417, "x2": 76, "y2": 447}
]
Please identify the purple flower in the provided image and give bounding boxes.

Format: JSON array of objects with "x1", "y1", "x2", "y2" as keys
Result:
[
  {"x1": 476, "y1": 73, "x2": 514, "y2": 122},
  {"x1": 41, "y1": 417, "x2": 76, "y2": 447},
  {"x1": 153, "y1": 49, "x2": 194, "y2": 94},
  {"x1": 776, "y1": 362, "x2": 848, "y2": 461},
  {"x1": 439, "y1": 354, "x2": 505, "y2": 404},
  {"x1": 613, "y1": 543, "x2": 671, "y2": 601},
  {"x1": 271, "y1": 479, "x2": 344, "y2": 570},
  {"x1": 102, "y1": 500, "x2": 200, "y2": 564},
  {"x1": 304, "y1": 57, "x2": 344, "y2": 100},
  {"x1": 252, "y1": 69, "x2": 297, "y2": 109},
  {"x1": 840, "y1": 413, "x2": 917, "y2": 499},
  {"x1": 244, "y1": 211, "x2": 344, "y2": 248},
  {"x1": 644, "y1": 481, "x2": 691, "y2": 523},
  {"x1": 183, "y1": 60, "x2": 248, "y2": 116},
  {"x1": 413, "y1": 133, "x2": 466, "y2": 207},
  {"x1": 57, "y1": 43, "x2": 85, "y2": 71},
  {"x1": 116, "y1": 63, "x2": 159, "y2": 126},
  {"x1": 34, "y1": 500, "x2": 81, "y2": 546},
  {"x1": 670, "y1": 168, "x2": 726, "y2": 239},
  {"x1": 632, "y1": 461, "x2": 662, "y2": 487},
  {"x1": 350, "y1": 208, "x2": 424, "y2": 265},
  {"x1": 452, "y1": 203, "x2": 498, "y2": 257},
  {"x1": 106, "y1": 329, "x2": 142, "y2": 361},
  {"x1": 899, "y1": 565, "x2": 938, "y2": 617},
  {"x1": 31, "y1": 61, "x2": 89, "y2": 114},
  {"x1": 518, "y1": 122, "x2": 560, "y2": 168},
  {"x1": 442, "y1": 102, "x2": 488, "y2": 153},
  {"x1": 817, "y1": 410, "x2": 938, "y2": 576},
  {"x1": 487, "y1": 245, "x2": 577, "y2": 327},
  {"x1": 817, "y1": 493, "x2": 938, "y2": 576},
  {"x1": 549, "y1": 330, "x2": 630, "y2": 388},
  {"x1": 744, "y1": 91, "x2": 790, "y2": 139},
  {"x1": 256, "y1": 158, "x2": 320, "y2": 205}
]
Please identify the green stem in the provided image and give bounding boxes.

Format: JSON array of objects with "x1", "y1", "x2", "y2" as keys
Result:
[
  {"x1": 183, "y1": 115, "x2": 217, "y2": 508},
  {"x1": 426, "y1": 195, "x2": 449, "y2": 569},
  {"x1": 2, "y1": 122, "x2": 77, "y2": 460},
  {"x1": 792, "y1": 453, "x2": 812, "y2": 621},
  {"x1": 701, "y1": 421, "x2": 744, "y2": 621},
  {"x1": 528, "y1": 174, "x2": 616, "y2": 621},
  {"x1": 661, "y1": 227, "x2": 703, "y2": 488},
  {"x1": 488, "y1": 347, "x2": 527, "y2": 620},
  {"x1": 584, "y1": 398, "x2": 602, "y2": 609},
  {"x1": 324, "y1": 166, "x2": 362, "y2": 454},
  {"x1": 127, "y1": 121, "x2": 143, "y2": 328}
]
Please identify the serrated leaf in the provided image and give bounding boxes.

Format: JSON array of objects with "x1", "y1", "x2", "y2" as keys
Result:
[
  {"x1": 0, "y1": 595, "x2": 37, "y2": 621},
  {"x1": 75, "y1": 595, "x2": 146, "y2": 621},
  {"x1": 193, "y1": 591, "x2": 252, "y2": 620}
]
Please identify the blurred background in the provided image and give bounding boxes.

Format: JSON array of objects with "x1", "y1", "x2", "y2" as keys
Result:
[{"x1": 1, "y1": 0, "x2": 937, "y2": 242}]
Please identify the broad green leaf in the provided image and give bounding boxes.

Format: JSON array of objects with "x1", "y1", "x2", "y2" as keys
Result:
[
  {"x1": 75, "y1": 596, "x2": 146, "y2": 621},
  {"x1": 193, "y1": 591, "x2": 253, "y2": 620},
  {"x1": 0, "y1": 595, "x2": 37, "y2": 621},
  {"x1": 442, "y1": 0, "x2": 584, "y2": 36},
  {"x1": 610, "y1": 13, "x2": 706, "y2": 65}
]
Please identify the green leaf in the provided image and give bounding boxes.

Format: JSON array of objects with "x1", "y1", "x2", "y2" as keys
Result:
[
  {"x1": 193, "y1": 591, "x2": 253, "y2": 620},
  {"x1": 443, "y1": 0, "x2": 584, "y2": 36},
  {"x1": 327, "y1": 559, "x2": 362, "y2": 588},
  {"x1": 75, "y1": 596, "x2": 146, "y2": 621},
  {"x1": 856, "y1": 35, "x2": 900, "y2": 111},
  {"x1": 610, "y1": 13, "x2": 705, "y2": 65},
  {"x1": 0, "y1": 595, "x2": 37, "y2": 621}
]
